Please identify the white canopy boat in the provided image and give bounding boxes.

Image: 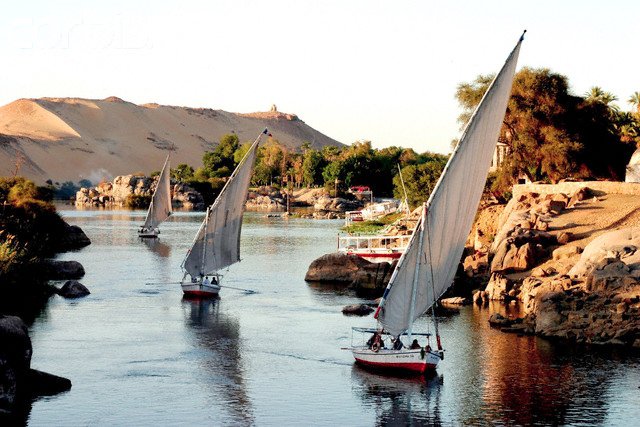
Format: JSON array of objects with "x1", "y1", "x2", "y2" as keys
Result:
[
  {"x1": 139, "y1": 154, "x2": 172, "y2": 238},
  {"x1": 350, "y1": 32, "x2": 525, "y2": 374},
  {"x1": 180, "y1": 129, "x2": 268, "y2": 297}
]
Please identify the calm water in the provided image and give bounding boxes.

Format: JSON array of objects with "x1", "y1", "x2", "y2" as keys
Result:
[{"x1": 24, "y1": 208, "x2": 639, "y2": 426}]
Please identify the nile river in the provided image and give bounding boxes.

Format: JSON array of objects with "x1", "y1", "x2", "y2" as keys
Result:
[{"x1": 24, "y1": 208, "x2": 640, "y2": 425}]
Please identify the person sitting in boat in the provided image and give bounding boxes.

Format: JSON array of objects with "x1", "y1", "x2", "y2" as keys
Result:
[
  {"x1": 425, "y1": 344, "x2": 432, "y2": 352},
  {"x1": 366, "y1": 331, "x2": 383, "y2": 350},
  {"x1": 203, "y1": 276, "x2": 210, "y2": 286},
  {"x1": 410, "y1": 339, "x2": 420, "y2": 349},
  {"x1": 392, "y1": 337, "x2": 403, "y2": 350}
]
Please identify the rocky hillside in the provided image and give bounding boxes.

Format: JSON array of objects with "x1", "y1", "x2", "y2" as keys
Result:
[{"x1": 0, "y1": 97, "x2": 343, "y2": 183}]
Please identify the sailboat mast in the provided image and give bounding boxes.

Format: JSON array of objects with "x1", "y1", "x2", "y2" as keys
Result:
[
  {"x1": 397, "y1": 164, "x2": 410, "y2": 218},
  {"x1": 200, "y1": 207, "x2": 209, "y2": 277},
  {"x1": 406, "y1": 203, "x2": 427, "y2": 341}
]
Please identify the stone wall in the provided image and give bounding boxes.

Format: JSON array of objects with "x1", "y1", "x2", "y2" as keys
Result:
[{"x1": 513, "y1": 181, "x2": 640, "y2": 198}]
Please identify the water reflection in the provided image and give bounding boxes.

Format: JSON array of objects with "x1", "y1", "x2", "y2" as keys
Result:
[
  {"x1": 474, "y1": 307, "x2": 612, "y2": 426},
  {"x1": 141, "y1": 238, "x2": 171, "y2": 258},
  {"x1": 181, "y1": 298, "x2": 253, "y2": 424},
  {"x1": 351, "y1": 366, "x2": 443, "y2": 426}
]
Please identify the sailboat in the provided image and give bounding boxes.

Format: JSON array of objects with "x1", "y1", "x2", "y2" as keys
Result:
[
  {"x1": 139, "y1": 154, "x2": 172, "y2": 238},
  {"x1": 350, "y1": 32, "x2": 525, "y2": 374},
  {"x1": 180, "y1": 129, "x2": 269, "y2": 297}
]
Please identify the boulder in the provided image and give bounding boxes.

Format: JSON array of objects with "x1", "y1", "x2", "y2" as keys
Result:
[
  {"x1": 488, "y1": 313, "x2": 514, "y2": 327},
  {"x1": 57, "y1": 280, "x2": 90, "y2": 298},
  {"x1": 556, "y1": 232, "x2": 573, "y2": 245},
  {"x1": 350, "y1": 261, "x2": 396, "y2": 296},
  {"x1": 305, "y1": 253, "x2": 371, "y2": 283},
  {"x1": 552, "y1": 245, "x2": 582, "y2": 261},
  {"x1": 40, "y1": 260, "x2": 85, "y2": 280},
  {"x1": 440, "y1": 296, "x2": 471, "y2": 306},
  {"x1": 567, "y1": 187, "x2": 591, "y2": 208},
  {"x1": 341, "y1": 304, "x2": 374, "y2": 316},
  {"x1": 246, "y1": 195, "x2": 284, "y2": 210},
  {"x1": 463, "y1": 252, "x2": 489, "y2": 277},
  {"x1": 0, "y1": 316, "x2": 32, "y2": 413},
  {"x1": 55, "y1": 224, "x2": 91, "y2": 252},
  {"x1": 473, "y1": 290, "x2": 489, "y2": 306},
  {"x1": 0, "y1": 316, "x2": 71, "y2": 416},
  {"x1": 484, "y1": 273, "x2": 512, "y2": 300}
]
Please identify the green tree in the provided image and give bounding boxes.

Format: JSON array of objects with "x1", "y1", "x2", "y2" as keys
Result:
[
  {"x1": 233, "y1": 142, "x2": 252, "y2": 165},
  {"x1": 202, "y1": 133, "x2": 240, "y2": 178},
  {"x1": 302, "y1": 149, "x2": 326, "y2": 187},
  {"x1": 455, "y1": 67, "x2": 632, "y2": 193},
  {"x1": 172, "y1": 163, "x2": 194, "y2": 182},
  {"x1": 393, "y1": 158, "x2": 447, "y2": 208}
]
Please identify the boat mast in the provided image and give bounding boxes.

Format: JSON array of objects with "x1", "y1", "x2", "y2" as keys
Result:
[
  {"x1": 406, "y1": 203, "x2": 427, "y2": 341},
  {"x1": 424, "y1": 203, "x2": 442, "y2": 352},
  {"x1": 397, "y1": 164, "x2": 411, "y2": 219},
  {"x1": 200, "y1": 206, "x2": 209, "y2": 277}
]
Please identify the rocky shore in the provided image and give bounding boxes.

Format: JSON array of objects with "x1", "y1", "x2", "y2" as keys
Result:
[
  {"x1": 468, "y1": 185, "x2": 640, "y2": 347},
  {"x1": 0, "y1": 315, "x2": 72, "y2": 420},
  {"x1": 307, "y1": 182, "x2": 640, "y2": 348},
  {"x1": 75, "y1": 174, "x2": 205, "y2": 209}
]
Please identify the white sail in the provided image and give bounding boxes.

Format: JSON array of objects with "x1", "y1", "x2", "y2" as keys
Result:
[
  {"x1": 143, "y1": 155, "x2": 172, "y2": 229},
  {"x1": 377, "y1": 35, "x2": 524, "y2": 337},
  {"x1": 183, "y1": 131, "x2": 264, "y2": 277}
]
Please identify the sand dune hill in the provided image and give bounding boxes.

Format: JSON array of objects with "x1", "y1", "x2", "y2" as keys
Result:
[{"x1": 0, "y1": 97, "x2": 342, "y2": 183}]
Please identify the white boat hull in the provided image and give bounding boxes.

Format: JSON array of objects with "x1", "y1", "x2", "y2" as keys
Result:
[
  {"x1": 181, "y1": 280, "x2": 221, "y2": 298},
  {"x1": 352, "y1": 347, "x2": 441, "y2": 374},
  {"x1": 139, "y1": 228, "x2": 160, "y2": 238}
]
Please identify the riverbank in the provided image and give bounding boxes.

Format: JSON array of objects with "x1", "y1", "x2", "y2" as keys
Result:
[
  {"x1": 24, "y1": 209, "x2": 640, "y2": 425},
  {"x1": 306, "y1": 182, "x2": 640, "y2": 348}
]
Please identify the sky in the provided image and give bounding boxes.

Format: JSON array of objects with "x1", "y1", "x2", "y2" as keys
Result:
[{"x1": 0, "y1": 0, "x2": 638, "y2": 154}]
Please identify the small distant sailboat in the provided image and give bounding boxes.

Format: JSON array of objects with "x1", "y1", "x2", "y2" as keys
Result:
[
  {"x1": 139, "y1": 154, "x2": 172, "y2": 238},
  {"x1": 350, "y1": 32, "x2": 525, "y2": 374},
  {"x1": 180, "y1": 129, "x2": 269, "y2": 297}
]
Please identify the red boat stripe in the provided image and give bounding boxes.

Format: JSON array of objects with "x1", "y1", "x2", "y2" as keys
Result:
[{"x1": 354, "y1": 358, "x2": 435, "y2": 373}]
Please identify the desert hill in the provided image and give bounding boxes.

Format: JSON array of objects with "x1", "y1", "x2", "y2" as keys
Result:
[{"x1": 0, "y1": 97, "x2": 343, "y2": 183}]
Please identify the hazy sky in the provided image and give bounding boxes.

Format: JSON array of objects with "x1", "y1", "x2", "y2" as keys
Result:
[{"x1": 1, "y1": 0, "x2": 637, "y2": 153}]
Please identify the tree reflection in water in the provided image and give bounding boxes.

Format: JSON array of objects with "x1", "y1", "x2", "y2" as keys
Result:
[{"x1": 181, "y1": 298, "x2": 254, "y2": 425}]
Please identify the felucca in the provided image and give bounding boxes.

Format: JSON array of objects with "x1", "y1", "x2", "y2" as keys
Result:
[
  {"x1": 180, "y1": 129, "x2": 269, "y2": 297},
  {"x1": 350, "y1": 32, "x2": 525, "y2": 374},
  {"x1": 139, "y1": 154, "x2": 172, "y2": 238}
]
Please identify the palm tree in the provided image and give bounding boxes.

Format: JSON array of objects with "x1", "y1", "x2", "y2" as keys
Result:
[
  {"x1": 585, "y1": 86, "x2": 618, "y2": 105},
  {"x1": 585, "y1": 86, "x2": 619, "y2": 118},
  {"x1": 629, "y1": 91, "x2": 640, "y2": 115},
  {"x1": 585, "y1": 86, "x2": 606, "y2": 102}
]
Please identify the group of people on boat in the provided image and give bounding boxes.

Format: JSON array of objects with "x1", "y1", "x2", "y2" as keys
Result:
[
  {"x1": 138, "y1": 226, "x2": 158, "y2": 235},
  {"x1": 190, "y1": 275, "x2": 218, "y2": 286},
  {"x1": 366, "y1": 330, "x2": 428, "y2": 352}
]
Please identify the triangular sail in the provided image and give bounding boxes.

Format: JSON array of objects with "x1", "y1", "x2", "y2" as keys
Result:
[
  {"x1": 182, "y1": 130, "x2": 265, "y2": 277},
  {"x1": 377, "y1": 34, "x2": 524, "y2": 337},
  {"x1": 143, "y1": 155, "x2": 172, "y2": 229}
]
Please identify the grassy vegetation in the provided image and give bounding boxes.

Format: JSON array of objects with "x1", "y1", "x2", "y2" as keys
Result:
[{"x1": 341, "y1": 212, "x2": 404, "y2": 234}]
